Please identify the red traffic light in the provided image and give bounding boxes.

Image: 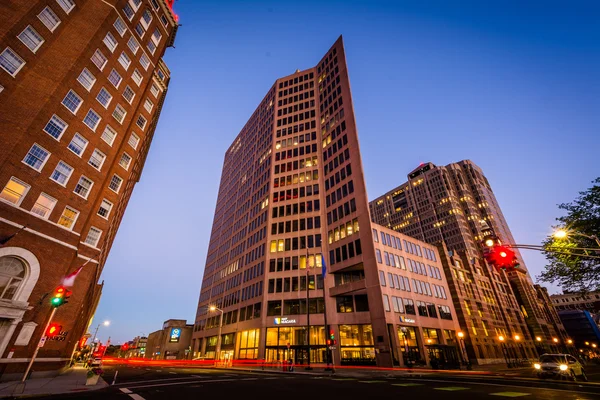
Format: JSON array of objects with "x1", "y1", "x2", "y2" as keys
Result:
[
  {"x1": 484, "y1": 245, "x2": 519, "y2": 271},
  {"x1": 46, "y1": 323, "x2": 62, "y2": 337}
]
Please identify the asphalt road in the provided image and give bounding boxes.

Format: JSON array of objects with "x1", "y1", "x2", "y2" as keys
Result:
[{"x1": 37, "y1": 365, "x2": 600, "y2": 400}]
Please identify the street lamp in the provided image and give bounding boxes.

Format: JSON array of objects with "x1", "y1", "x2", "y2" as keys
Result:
[
  {"x1": 457, "y1": 331, "x2": 471, "y2": 370},
  {"x1": 91, "y1": 320, "x2": 110, "y2": 348},
  {"x1": 209, "y1": 306, "x2": 224, "y2": 362},
  {"x1": 554, "y1": 229, "x2": 600, "y2": 247}
]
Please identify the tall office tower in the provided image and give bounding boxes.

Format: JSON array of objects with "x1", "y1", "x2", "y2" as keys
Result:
[
  {"x1": 0, "y1": 0, "x2": 177, "y2": 377},
  {"x1": 370, "y1": 161, "x2": 568, "y2": 364},
  {"x1": 193, "y1": 38, "x2": 463, "y2": 368}
]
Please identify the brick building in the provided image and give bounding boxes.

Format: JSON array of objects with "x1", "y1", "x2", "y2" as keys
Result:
[
  {"x1": 192, "y1": 37, "x2": 462, "y2": 368},
  {"x1": 0, "y1": 0, "x2": 177, "y2": 378},
  {"x1": 369, "y1": 161, "x2": 568, "y2": 364}
]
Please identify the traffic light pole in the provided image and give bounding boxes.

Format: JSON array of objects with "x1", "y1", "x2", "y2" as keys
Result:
[{"x1": 21, "y1": 307, "x2": 57, "y2": 382}]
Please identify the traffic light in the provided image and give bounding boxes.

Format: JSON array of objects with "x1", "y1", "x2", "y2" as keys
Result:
[
  {"x1": 483, "y1": 244, "x2": 520, "y2": 271},
  {"x1": 46, "y1": 323, "x2": 62, "y2": 337},
  {"x1": 50, "y1": 286, "x2": 72, "y2": 307}
]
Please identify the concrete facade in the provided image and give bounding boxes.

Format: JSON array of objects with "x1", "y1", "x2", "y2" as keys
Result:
[
  {"x1": 0, "y1": 0, "x2": 177, "y2": 378},
  {"x1": 146, "y1": 320, "x2": 192, "y2": 360}
]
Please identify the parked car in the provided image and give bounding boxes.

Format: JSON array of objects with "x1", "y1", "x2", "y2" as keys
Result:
[{"x1": 534, "y1": 354, "x2": 587, "y2": 381}]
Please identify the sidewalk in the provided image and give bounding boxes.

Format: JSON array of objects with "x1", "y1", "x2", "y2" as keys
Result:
[{"x1": 0, "y1": 366, "x2": 108, "y2": 399}]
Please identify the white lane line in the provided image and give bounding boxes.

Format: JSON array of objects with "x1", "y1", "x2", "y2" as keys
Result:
[
  {"x1": 145, "y1": 368, "x2": 151, "y2": 371},
  {"x1": 119, "y1": 388, "x2": 132, "y2": 394},
  {"x1": 401, "y1": 378, "x2": 600, "y2": 396},
  {"x1": 126, "y1": 378, "x2": 236, "y2": 389},
  {"x1": 169, "y1": 372, "x2": 177, "y2": 374},
  {"x1": 114, "y1": 376, "x2": 209, "y2": 386},
  {"x1": 129, "y1": 395, "x2": 146, "y2": 400}
]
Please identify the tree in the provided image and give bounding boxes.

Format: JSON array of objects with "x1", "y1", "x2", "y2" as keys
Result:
[{"x1": 538, "y1": 178, "x2": 600, "y2": 292}]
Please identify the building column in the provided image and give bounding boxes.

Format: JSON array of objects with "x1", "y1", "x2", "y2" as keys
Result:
[
  {"x1": 415, "y1": 327, "x2": 430, "y2": 367},
  {"x1": 0, "y1": 318, "x2": 22, "y2": 357}
]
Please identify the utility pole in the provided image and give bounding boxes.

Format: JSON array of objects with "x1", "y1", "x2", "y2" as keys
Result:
[{"x1": 21, "y1": 308, "x2": 56, "y2": 382}]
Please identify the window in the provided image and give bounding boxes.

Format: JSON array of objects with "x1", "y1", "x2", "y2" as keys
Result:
[
  {"x1": 130, "y1": 0, "x2": 142, "y2": 11},
  {"x1": 61, "y1": 90, "x2": 83, "y2": 114},
  {"x1": 31, "y1": 193, "x2": 57, "y2": 219},
  {"x1": 95, "y1": 87, "x2": 113, "y2": 109},
  {"x1": 141, "y1": 9, "x2": 153, "y2": 28},
  {"x1": 67, "y1": 133, "x2": 88, "y2": 156},
  {"x1": 122, "y1": 85, "x2": 135, "y2": 103},
  {"x1": 113, "y1": 17, "x2": 127, "y2": 37},
  {"x1": 56, "y1": 0, "x2": 75, "y2": 13},
  {"x1": 23, "y1": 143, "x2": 50, "y2": 171},
  {"x1": 144, "y1": 98, "x2": 154, "y2": 113},
  {"x1": 383, "y1": 295, "x2": 391, "y2": 312},
  {"x1": 108, "y1": 69, "x2": 122, "y2": 88},
  {"x1": 101, "y1": 125, "x2": 117, "y2": 146},
  {"x1": 88, "y1": 149, "x2": 106, "y2": 170},
  {"x1": 136, "y1": 114, "x2": 147, "y2": 130},
  {"x1": 112, "y1": 104, "x2": 127, "y2": 124},
  {"x1": 103, "y1": 32, "x2": 118, "y2": 53},
  {"x1": 73, "y1": 175, "x2": 93, "y2": 199},
  {"x1": 97, "y1": 199, "x2": 113, "y2": 219},
  {"x1": 109, "y1": 174, "x2": 123, "y2": 193},
  {"x1": 50, "y1": 161, "x2": 73, "y2": 186},
  {"x1": 91, "y1": 49, "x2": 108, "y2": 71},
  {"x1": 127, "y1": 36, "x2": 140, "y2": 54},
  {"x1": 0, "y1": 48, "x2": 25, "y2": 77},
  {"x1": 132, "y1": 69, "x2": 143, "y2": 86},
  {"x1": 118, "y1": 52, "x2": 131, "y2": 70},
  {"x1": 135, "y1": 23, "x2": 145, "y2": 37},
  {"x1": 83, "y1": 109, "x2": 101, "y2": 131},
  {"x1": 150, "y1": 81, "x2": 160, "y2": 97},
  {"x1": 57, "y1": 206, "x2": 79, "y2": 230},
  {"x1": 84, "y1": 227, "x2": 102, "y2": 247},
  {"x1": 161, "y1": 15, "x2": 168, "y2": 26},
  {"x1": 18, "y1": 26, "x2": 44, "y2": 53},
  {"x1": 77, "y1": 68, "x2": 96, "y2": 91},
  {"x1": 43, "y1": 115, "x2": 67, "y2": 140},
  {"x1": 379, "y1": 270, "x2": 386, "y2": 286},
  {"x1": 38, "y1": 7, "x2": 61, "y2": 32},
  {"x1": 139, "y1": 54, "x2": 150, "y2": 70},
  {"x1": 147, "y1": 40, "x2": 156, "y2": 55},
  {"x1": 0, "y1": 257, "x2": 26, "y2": 300},
  {"x1": 119, "y1": 152, "x2": 132, "y2": 170},
  {"x1": 336, "y1": 296, "x2": 354, "y2": 313},
  {"x1": 375, "y1": 249, "x2": 382, "y2": 263},
  {"x1": 151, "y1": 28, "x2": 162, "y2": 45},
  {"x1": 0, "y1": 177, "x2": 30, "y2": 206},
  {"x1": 128, "y1": 132, "x2": 140, "y2": 149},
  {"x1": 123, "y1": 3, "x2": 134, "y2": 20}
]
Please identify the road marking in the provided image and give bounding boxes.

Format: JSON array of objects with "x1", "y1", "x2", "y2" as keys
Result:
[
  {"x1": 126, "y1": 378, "x2": 236, "y2": 389},
  {"x1": 169, "y1": 372, "x2": 177, "y2": 374},
  {"x1": 392, "y1": 383, "x2": 423, "y2": 387},
  {"x1": 359, "y1": 380, "x2": 386, "y2": 383},
  {"x1": 119, "y1": 388, "x2": 132, "y2": 394},
  {"x1": 128, "y1": 395, "x2": 146, "y2": 400},
  {"x1": 435, "y1": 387, "x2": 470, "y2": 391},
  {"x1": 241, "y1": 378, "x2": 259, "y2": 381},
  {"x1": 490, "y1": 393, "x2": 531, "y2": 398},
  {"x1": 145, "y1": 368, "x2": 151, "y2": 371},
  {"x1": 331, "y1": 378, "x2": 356, "y2": 381},
  {"x1": 114, "y1": 376, "x2": 210, "y2": 386}
]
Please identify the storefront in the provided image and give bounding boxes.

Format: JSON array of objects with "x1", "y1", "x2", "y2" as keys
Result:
[
  {"x1": 397, "y1": 325, "x2": 424, "y2": 365},
  {"x1": 339, "y1": 324, "x2": 376, "y2": 366},
  {"x1": 265, "y1": 324, "x2": 326, "y2": 365},
  {"x1": 423, "y1": 328, "x2": 460, "y2": 369}
]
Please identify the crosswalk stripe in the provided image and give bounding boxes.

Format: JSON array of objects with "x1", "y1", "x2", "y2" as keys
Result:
[
  {"x1": 392, "y1": 383, "x2": 423, "y2": 387},
  {"x1": 359, "y1": 380, "x2": 386, "y2": 383},
  {"x1": 490, "y1": 392, "x2": 531, "y2": 398},
  {"x1": 435, "y1": 387, "x2": 470, "y2": 391}
]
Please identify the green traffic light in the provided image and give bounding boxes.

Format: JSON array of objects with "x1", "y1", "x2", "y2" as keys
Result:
[{"x1": 51, "y1": 297, "x2": 63, "y2": 306}]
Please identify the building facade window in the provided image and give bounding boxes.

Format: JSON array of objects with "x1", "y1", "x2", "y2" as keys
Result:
[
  {"x1": 57, "y1": 206, "x2": 79, "y2": 230},
  {"x1": 83, "y1": 109, "x2": 101, "y2": 131},
  {"x1": 91, "y1": 49, "x2": 107, "y2": 71},
  {"x1": 140, "y1": 54, "x2": 150, "y2": 70},
  {"x1": 0, "y1": 257, "x2": 26, "y2": 300},
  {"x1": 150, "y1": 81, "x2": 160, "y2": 97},
  {"x1": 113, "y1": 17, "x2": 127, "y2": 36},
  {"x1": 97, "y1": 199, "x2": 113, "y2": 219},
  {"x1": 84, "y1": 227, "x2": 102, "y2": 247},
  {"x1": 119, "y1": 152, "x2": 132, "y2": 170},
  {"x1": 77, "y1": 68, "x2": 96, "y2": 91},
  {"x1": 128, "y1": 132, "x2": 140, "y2": 149},
  {"x1": 132, "y1": 69, "x2": 143, "y2": 86},
  {"x1": 127, "y1": 37, "x2": 140, "y2": 54},
  {"x1": 31, "y1": 193, "x2": 57, "y2": 219},
  {"x1": 43, "y1": 114, "x2": 68, "y2": 140},
  {"x1": 61, "y1": 90, "x2": 83, "y2": 114},
  {"x1": 144, "y1": 98, "x2": 154, "y2": 113},
  {"x1": 118, "y1": 52, "x2": 131, "y2": 70},
  {"x1": 67, "y1": 133, "x2": 88, "y2": 156},
  {"x1": 96, "y1": 87, "x2": 113, "y2": 108},
  {"x1": 108, "y1": 69, "x2": 122, "y2": 88},
  {"x1": 0, "y1": 177, "x2": 30, "y2": 206},
  {"x1": 109, "y1": 174, "x2": 123, "y2": 193},
  {"x1": 88, "y1": 149, "x2": 106, "y2": 170},
  {"x1": 50, "y1": 161, "x2": 73, "y2": 186},
  {"x1": 56, "y1": 0, "x2": 76, "y2": 14},
  {"x1": 103, "y1": 32, "x2": 118, "y2": 52},
  {"x1": 112, "y1": 104, "x2": 127, "y2": 124},
  {"x1": 73, "y1": 175, "x2": 93, "y2": 199},
  {"x1": 23, "y1": 143, "x2": 50, "y2": 171},
  {"x1": 101, "y1": 125, "x2": 117, "y2": 146},
  {"x1": 38, "y1": 7, "x2": 61, "y2": 32},
  {"x1": 136, "y1": 115, "x2": 147, "y2": 130},
  {"x1": 122, "y1": 85, "x2": 135, "y2": 103},
  {"x1": 18, "y1": 26, "x2": 44, "y2": 53},
  {"x1": 0, "y1": 48, "x2": 25, "y2": 77}
]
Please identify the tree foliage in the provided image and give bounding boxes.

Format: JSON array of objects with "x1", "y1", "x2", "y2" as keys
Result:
[{"x1": 538, "y1": 178, "x2": 600, "y2": 292}]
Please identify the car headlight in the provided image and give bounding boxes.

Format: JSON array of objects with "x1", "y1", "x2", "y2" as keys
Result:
[
  {"x1": 534, "y1": 363, "x2": 541, "y2": 369},
  {"x1": 559, "y1": 364, "x2": 568, "y2": 371}
]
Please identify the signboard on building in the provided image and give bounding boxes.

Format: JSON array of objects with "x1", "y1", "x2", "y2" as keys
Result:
[
  {"x1": 399, "y1": 316, "x2": 416, "y2": 324},
  {"x1": 274, "y1": 317, "x2": 297, "y2": 325},
  {"x1": 169, "y1": 328, "x2": 182, "y2": 343}
]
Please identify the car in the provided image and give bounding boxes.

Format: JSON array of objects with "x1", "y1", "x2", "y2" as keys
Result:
[
  {"x1": 534, "y1": 354, "x2": 588, "y2": 381},
  {"x1": 89, "y1": 357, "x2": 102, "y2": 367}
]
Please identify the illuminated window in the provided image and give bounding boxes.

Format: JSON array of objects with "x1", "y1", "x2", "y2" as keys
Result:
[
  {"x1": 270, "y1": 241, "x2": 277, "y2": 253},
  {"x1": 57, "y1": 206, "x2": 79, "y2": 230},
  {"x1": 31, "y1": 192, "x2": 57, "y2": 219},
  {"x1": 277, "y1": 239, "x2": 284, "y2": 252},
  {"x1": 0, "y1": 177, "x2": 30, "y2": 206}
]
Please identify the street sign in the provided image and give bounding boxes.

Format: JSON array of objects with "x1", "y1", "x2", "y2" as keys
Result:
[
  {"x1": 328, "y1": 346, "x2": 337, "y2": 350},
  {"x1": 38, "y1": 336, "x2": 47, "y2": 348}
]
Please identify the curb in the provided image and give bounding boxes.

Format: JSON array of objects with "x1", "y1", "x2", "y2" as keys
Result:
[{"x1": 0, "y1": 377, "x2": 109, "y2": 399}]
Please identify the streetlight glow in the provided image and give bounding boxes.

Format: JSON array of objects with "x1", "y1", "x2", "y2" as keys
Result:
[
  {"x1": 209, "y1": 306, "x2": 216, "y2": 311},
  {"x1": 457, "y1": 331, "x2": 464, "y2": 338},
  {"x1": 536, "y1": 336, "x2": 542, "y2": 342},
  {"x1": 498, "y1": 335, "x2": 505, "y2": 342},
  {"x1": 553, "y1": 338, "x2": 559, "y2": 343},
  {"x1": 514, "y1": 335, "x2": 521, "y2": 341},
  {"x1": 103, "y1": 320, "x2": 110, "y2": 326},
  {"x1": 485, "y1": 239, "x2": 495, "y2": 247},
  {"x1": 567, "y1": 339, "x2": 573, "y2": 344},
  {"x1": 554, "y1": 230, "x2": 568, "y2": 239}
]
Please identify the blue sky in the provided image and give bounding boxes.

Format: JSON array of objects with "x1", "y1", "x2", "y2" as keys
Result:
[{"x1": 92, "y1": 0, "x2": 600, "y2": 343}]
